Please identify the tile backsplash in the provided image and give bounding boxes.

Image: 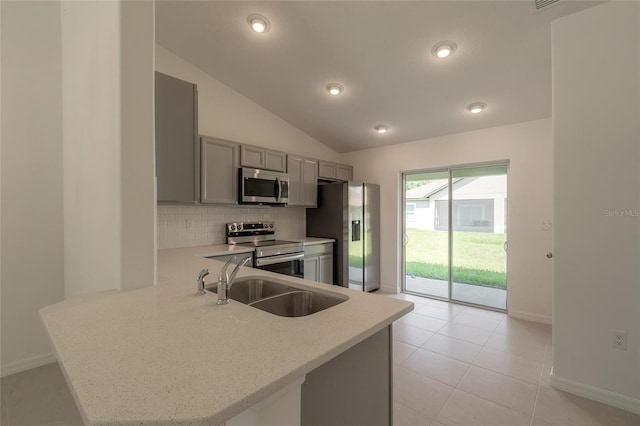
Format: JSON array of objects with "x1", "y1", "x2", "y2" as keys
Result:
[{"x1": 157, "y1": 205, "x2": 306, "y2": 249}]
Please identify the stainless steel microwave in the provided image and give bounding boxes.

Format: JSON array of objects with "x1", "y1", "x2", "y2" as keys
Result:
[{"x1": 239, "y1": 167, "x2": 289, "y2": 205}]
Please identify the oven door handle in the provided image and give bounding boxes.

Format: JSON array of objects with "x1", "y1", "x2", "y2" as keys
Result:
[{"x1": 255, "y1": 252, "x2": 304, "y2": 267}]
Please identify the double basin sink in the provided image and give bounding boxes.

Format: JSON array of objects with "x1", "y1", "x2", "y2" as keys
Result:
[{"x1": 206, "y1": 276, "x2": 348, "y2": 317}]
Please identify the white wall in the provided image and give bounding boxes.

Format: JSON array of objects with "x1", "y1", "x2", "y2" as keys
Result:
[
  {"x1": 155, "y1": 45, "x2": 340, "y2": 163},
  {"x1": 1, "y1": 0, "x2": 157, "y2": 376},
  {"x1": 61, "y1": 0, "x2": 122, "y2": 298},
  {"x1": 551, "y1": 1, "x2": 640, "y2": 412},
  {"x1": 1, "y1": 0, "x2": 64, "y2": 375},
  {"x1": 120, "y1": 0, "x2": 156, "y2": 291},
  {"x1": 342, "y1": 119, "x2": 554, "y2": 323},
  {"x1": 61, "y1": 1, "x2": 157, "y2": 297}
]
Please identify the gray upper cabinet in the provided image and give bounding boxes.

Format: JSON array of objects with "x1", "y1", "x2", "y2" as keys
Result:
[
  {"x1": 336, "y1": 164, "x2": 354, "y2": 181},
  {"x1": 318, "y1": 161, "x2": 353, "y2": 181},
  {"x1": 240, "y1": 145, "x2": 265, "y2": 169},
  {"x1": 265, "y1": 150, "x2": 287, "y2": 172},
  {"x1": 240, "y1": 145, "x2": 287, "y2": 172},
  {"x1": 155, "y1": 72, "x2": 199, "y2": 203},
  {"x1": 318, "y1": 161, "x2": 337, "y2": 180},
  {"x1": 287, "y1": 155, "x2": 318, "y2": 207},
  {"x1": 200, "y1": 136, "x2": 239, "y2": 204}
]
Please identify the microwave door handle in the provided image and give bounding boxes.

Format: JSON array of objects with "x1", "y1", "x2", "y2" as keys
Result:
[{"x1": 275, "y1": 178, "x2": 280, "y2": 200}]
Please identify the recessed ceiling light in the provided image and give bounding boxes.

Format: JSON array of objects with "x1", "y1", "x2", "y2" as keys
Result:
[
  {"x1": 374, "y1": 125, "x2": 389, "y2": 134},
  {"x1": 326, "y1": 83, "x2": 344, "y2": 96},
  {"x1": 432, "y1": 41, "x2": 457, "y2": 58},
  {"x1": 466, "y1": 102, "x2": 487, "y2": 114},
  {"x1": 248, "y1": 14, "x2": 270, "y2": 33}
]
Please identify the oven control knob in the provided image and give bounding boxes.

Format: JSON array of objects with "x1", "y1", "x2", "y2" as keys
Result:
[
  {"x1": 238, "y1": 224, "x2": 243, "y2": 231},
  {"x1": 230, "y1": 224, "x2": 236, "y2": 231},
  {"x1": 269, "y1": 224, "x2": 274, "y2": 228}
]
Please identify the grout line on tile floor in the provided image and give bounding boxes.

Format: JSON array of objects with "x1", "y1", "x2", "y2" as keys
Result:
[
  {"x1": 411, "y1": 339, "x2": 467, "y2": 365},
  {"x1": 454, "y1": 365, "x2": 539, "y2": 421},
  {"x1": 527, "y1": 346, "x2": 550, "y2": 426},
  {"x1": 392, "y1": 292, "x2": 554, "y2": 425},
  {"x1": 433, "y1": 324, "x2": 539, "y2": 425},
  {"x1": 408, "y1": 299, "x2": 540, "y2": 424},
  {"x1": 529, "y1": 383, "x2": 542, "y2": 426},
  {"x1": 432, "y1": 330, "x2": 487, "y2": 347},
  {"x1": 394, "y1": 399, "x2": 437, "y2": 425},
  {"x1": 432, "y1": 378, "x2": 458, "y2": 425}
]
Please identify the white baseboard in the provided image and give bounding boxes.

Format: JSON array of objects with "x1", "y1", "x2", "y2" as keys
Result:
[
  {"x1": 507, "y1": 309, "x2": 552, "y2": 325},
  {"x1": 1, "y1": 352, "x2": 57, "y2": 378},
  {"x1": 550, "y1": 372, "x2": 640, "y2": 415}
]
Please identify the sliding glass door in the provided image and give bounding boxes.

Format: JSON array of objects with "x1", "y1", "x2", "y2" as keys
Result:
[
  {"x1": 402, "y1": 164, "x2": 508, "y2": 310},
  {"x1": 404, "y1": 170, "x2": 450, "y2": 299}
]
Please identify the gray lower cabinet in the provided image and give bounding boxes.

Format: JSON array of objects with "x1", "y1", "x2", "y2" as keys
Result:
[
  {"x1": 240, "y1": 145, "x2": 287, "y2": 172},
  {"x1": 318, "y1": 160, "x2": 353, "y2": 181},
  {"x1": 302, "y1": 326, "x2": 391, "y2": 426},
  {"x1": 304, "y1": 243, "x2": 333, "y2": 284},
  {"x1": 304, "y1": 256, "x2": 318, "y2": 283},
  {"x1": 318, "y1": 254, "x2": 333, "y2": 285},
  {"x1": 288, "y1": 155, "x2": 318, "y2": 207},
  {"x1": 200, "y1": 136, "x2": 239, "y2": 204},
  {"x1": 155, "y1": 72, "x2": 199, "y2": 203}
]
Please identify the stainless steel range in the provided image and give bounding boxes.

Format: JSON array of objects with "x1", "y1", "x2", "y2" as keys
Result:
[{"x1": 226, "y1": 221, "x2": 304, "y2": 278}]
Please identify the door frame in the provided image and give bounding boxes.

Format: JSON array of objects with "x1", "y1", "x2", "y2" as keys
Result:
[{"x1": 400, "y1": 160, "x2": 510, "y2": 312}]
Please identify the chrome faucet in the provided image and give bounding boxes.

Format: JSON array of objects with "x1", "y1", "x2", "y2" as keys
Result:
[
  {"x1": 217, "y1": 255, "x2": 252, "y2": 305},
  {"x1": 196, "y1": 269, "x2": 210, "y2": 296}
]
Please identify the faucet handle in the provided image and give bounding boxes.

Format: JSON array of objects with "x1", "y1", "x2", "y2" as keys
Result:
[
  {"x1": 196, "y1": 269, "x2": 209, "y2": 296},
  {"x1": 198, "y1": 269, "x2": 210, "y2": 280}
]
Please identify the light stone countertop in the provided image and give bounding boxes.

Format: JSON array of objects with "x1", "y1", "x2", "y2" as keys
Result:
[
  {"x1": 189, "y1": 243, "x2": 256, "y2": 258},
  {"x1": 40, "y1": 245, "x2": 413, "y2": 426},
  {"x1": 183, "y1": 239, "x2": 334, "y2": 259},
  {"x1": 286, "y1": 237, "x2": 335, "y2": 245}
]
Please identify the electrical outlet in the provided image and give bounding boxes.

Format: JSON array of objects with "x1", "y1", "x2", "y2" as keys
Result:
[
  {"x1": 186, "y1": 219, "x2": 193, "y2": 230},
  {"x1": 541, "y1": 220, "x2": 553, "y2": 231},
  {"x1": 612, "y1": 331, "x2": 627, "y2": 350}
]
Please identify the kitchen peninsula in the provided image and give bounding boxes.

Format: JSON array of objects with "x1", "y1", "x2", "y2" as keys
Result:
[{"x1": 40, "y1": 245, "x2": 413, "y2": 425}]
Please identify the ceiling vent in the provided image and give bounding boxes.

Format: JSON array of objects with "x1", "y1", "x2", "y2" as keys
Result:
[{"x1": 532, "y1": 0, "x2": 560, "y2": 13}]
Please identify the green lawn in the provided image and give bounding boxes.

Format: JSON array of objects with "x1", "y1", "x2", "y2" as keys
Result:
[{"x1": 405, "y1": 229, "x2": 507, "y2": 289}]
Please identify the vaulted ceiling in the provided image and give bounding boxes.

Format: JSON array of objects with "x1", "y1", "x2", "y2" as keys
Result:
[{"x1": 156, "y1": 1, "x2": 600, "y2": 153}]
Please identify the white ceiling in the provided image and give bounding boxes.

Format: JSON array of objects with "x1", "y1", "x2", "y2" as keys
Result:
[{"x1": 156, "y1": 1, "x2": 600, "y2": 153}]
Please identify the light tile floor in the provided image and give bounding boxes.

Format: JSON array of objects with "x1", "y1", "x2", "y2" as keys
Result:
[
  {"x1": 1, "y1": 293, "x2": 639, "y2": 425},
  {"x1": 1, "y1": 362, "x2": 84, "y2": 426},
  {"x1": 387, "y1": 292, "x2": 640, "y2": 426}
]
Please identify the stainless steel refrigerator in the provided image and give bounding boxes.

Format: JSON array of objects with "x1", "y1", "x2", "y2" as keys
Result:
[{"x1": 306, "y1": 181, "x2": 380, "y2": 291}]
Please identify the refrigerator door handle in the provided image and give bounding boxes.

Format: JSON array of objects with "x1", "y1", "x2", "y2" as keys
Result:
[{"x1": 352, "y1": 220, "x2": 361, "y2": 241}]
